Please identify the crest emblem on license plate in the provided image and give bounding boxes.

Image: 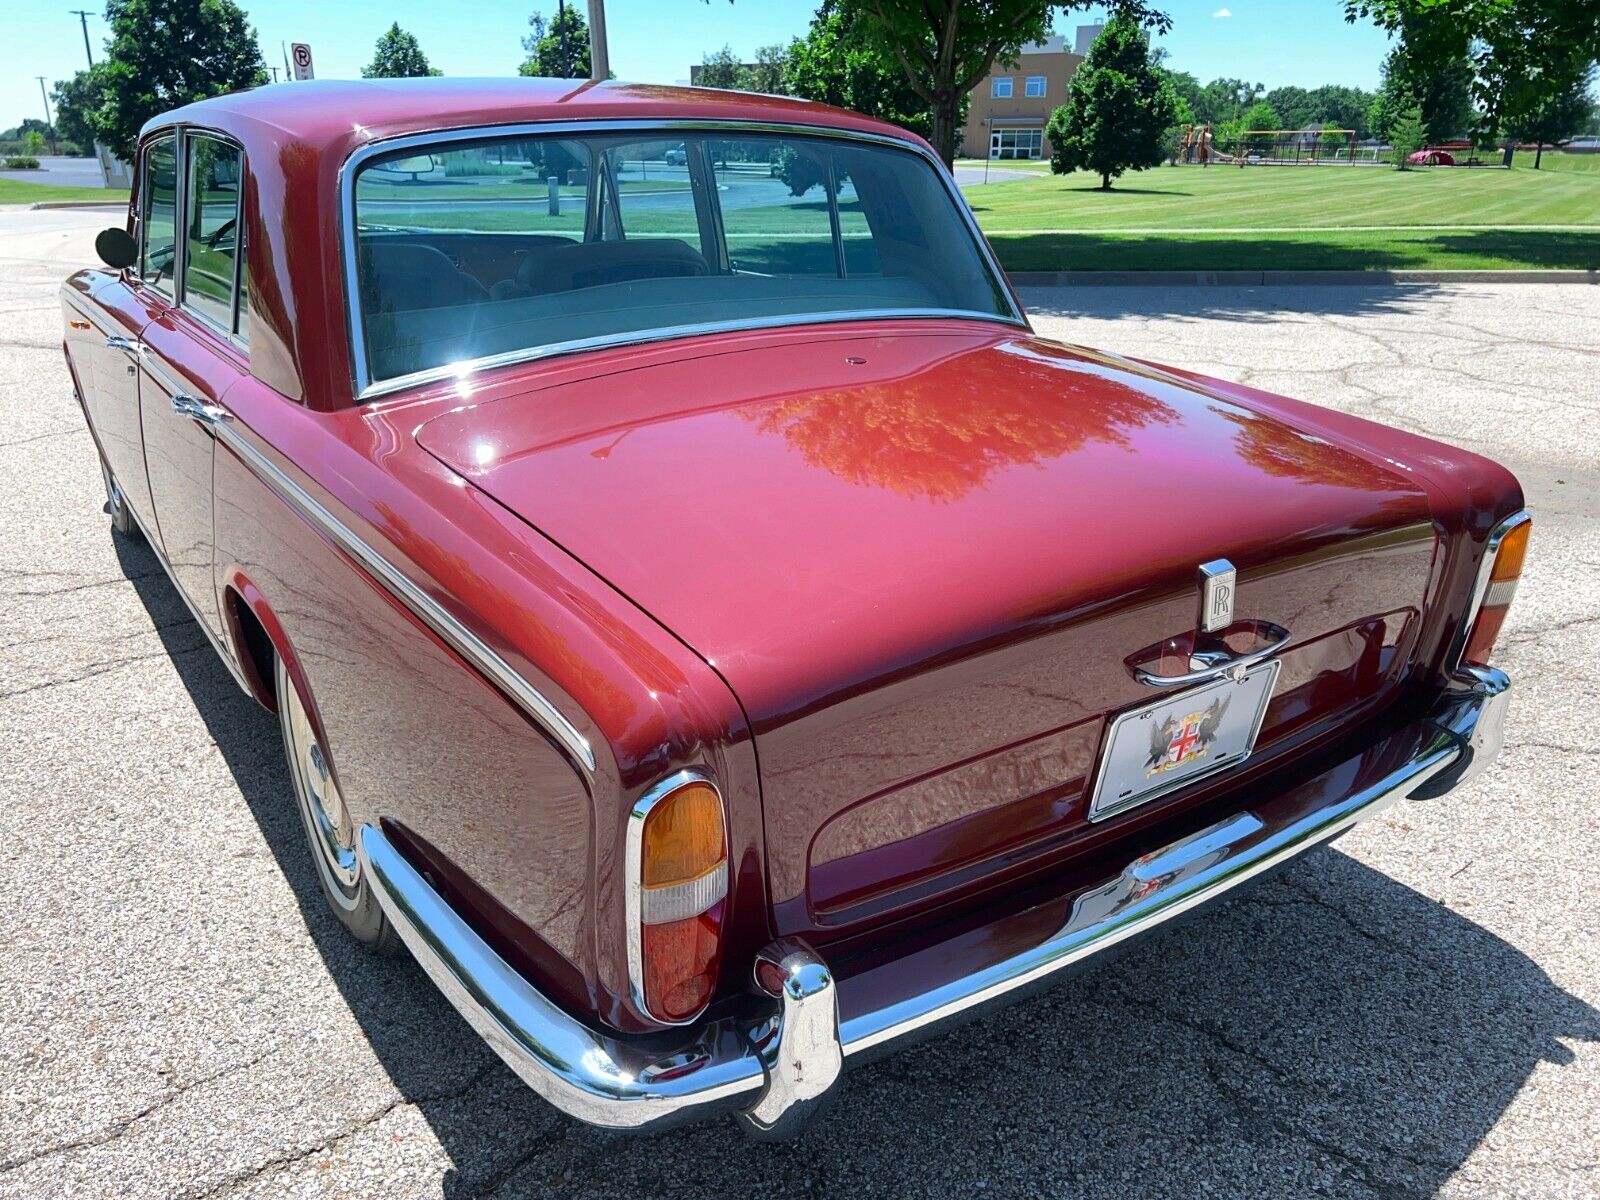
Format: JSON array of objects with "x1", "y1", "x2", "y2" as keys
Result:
[
  {"x1": 1197, "y1": 558, "x2": 1236, "y2": 633},
  {"x1": 1145, "y1": 695, "x2": 1232, "y2": 776}
]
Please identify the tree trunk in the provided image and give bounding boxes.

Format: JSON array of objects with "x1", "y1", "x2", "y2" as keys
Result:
[
  {"x1": 931, "y1": 88, "x2": 959, "y2": 169},
  {"x1": 1535, "y1": 142, "x2": 1543, "y2": 169},
  {"x1": 1101, "y1": 171, "x2": 1111, "y2": 190}
]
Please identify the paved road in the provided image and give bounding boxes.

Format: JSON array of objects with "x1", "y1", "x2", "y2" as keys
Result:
[
  {"x1": 1, "y1": 207, "x2": 1597, "y2": 1199},
  {"x1": 0, "y1": 155, "x2": 105, "y2": 188}
]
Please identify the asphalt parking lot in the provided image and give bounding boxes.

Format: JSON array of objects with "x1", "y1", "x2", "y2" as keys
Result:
[{"x1": 1, "y1": 206, "x2": 1596, "y2": 1199}]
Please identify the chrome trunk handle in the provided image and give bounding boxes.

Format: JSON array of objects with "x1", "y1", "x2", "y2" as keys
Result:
[
  {"x1": 170, "y1": 394, "x2": 231, "y2": 426},
  {"x1": 1132, "y1": 621, "x2": 1292, "y2": 688}
]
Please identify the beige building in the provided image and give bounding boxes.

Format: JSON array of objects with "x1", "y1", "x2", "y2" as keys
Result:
[{"x1": 960, "y1": 30, "x2": 1096, "y2": 160}]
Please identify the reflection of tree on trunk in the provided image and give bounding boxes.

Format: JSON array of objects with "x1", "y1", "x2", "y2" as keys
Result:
[{"x1": 744, "y1": 346, "x2": 1179, "y2": 502}]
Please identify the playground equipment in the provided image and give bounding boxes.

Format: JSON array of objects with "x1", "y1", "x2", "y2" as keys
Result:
[{"x1": 1175, "y1": 126, "x2": 1368, "y2": 166}]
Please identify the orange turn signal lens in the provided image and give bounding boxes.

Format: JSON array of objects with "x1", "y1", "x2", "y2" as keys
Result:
[
  {"x1": 1463, "y1": 514, "x2": 1530, "y2": 668},
  {"x1": 641, "y1": 782, "x2": 724, "y2": 887},
  {"x1": 631, "y1": 777, "x2": 729, "y2": 1024}
]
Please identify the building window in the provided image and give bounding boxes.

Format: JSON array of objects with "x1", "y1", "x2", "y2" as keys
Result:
[
  {"x1": 991, "y1": 76, "x2": 1013, "y2": 98},
  {"x1": 1025, "y1": 76, "x2": 1046, "y2": 98},
  {"x1": 989, "y1": 129, "x2": 1044, "y2": 160}
]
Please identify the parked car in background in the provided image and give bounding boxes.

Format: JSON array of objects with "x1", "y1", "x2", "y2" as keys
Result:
[
  {"x1": 663, "y1": 144, "x2": 687, "y2": 165},
  {"x1": 63, "y1": 78, "x2": 1526, "y2": 1137}
]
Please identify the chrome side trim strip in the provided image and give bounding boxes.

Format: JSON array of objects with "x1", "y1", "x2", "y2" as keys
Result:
[
  {"x1": 337, "y1": 117, "x2": 1029, "y2": 398},
  {"x1": 1449, "y1": 508, "x2": 1531, "y2": 670},
  {"x1": 209, "y1": 419, "x2": 597, "y2": 777}
]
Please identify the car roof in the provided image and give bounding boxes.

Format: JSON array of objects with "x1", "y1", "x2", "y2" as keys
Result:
[{"x1": 144, "y1": 77, "x2": 921, "y2": 151}]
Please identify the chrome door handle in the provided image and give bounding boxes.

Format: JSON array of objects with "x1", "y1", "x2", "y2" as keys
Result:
[
  {"x1": 170, "y1": 394, "x2": 230, "y2": 425},
  {"x1": 105, "y1": 334, "x2": 146, "y2": 357},
  {"x1": 1132, "y1": 621, "x2": 1292, "y2": 688}
]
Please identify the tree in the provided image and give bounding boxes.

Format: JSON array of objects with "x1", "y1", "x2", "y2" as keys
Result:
[
  {"x1": 1389, "y1": 104, "x2": 1427, "y2": 166},
  {"x1": 697, "y1": 45, "x2": 746, "y2": 89},
  {"x1": 1238, "y1": 98, "x2": 1282, "y2": 150},
  {"x1": 854, "y1": 0, "x2": 1171, "y2": 167},
  {"x1": 361, "y1": 23, "x2": 441, "y2": 78},
  {"x1": 785, "y1": 0, "x2": 935, "y2": 138},
  {"x1": 1192, "y1": 77, "x2": 1262, "y2": 125},
  {"x1": 1046, "y1": 14, "x2": 1179, "y2": 189},
  {"x1": 1510, "y1": 66, "x2": 1594, "y2": 166},
  {"x1": 1265, "y1": 86, "x2": 1313, "y2": 130},
  {"x1": 1346, "y1": 0, "x2": 1600, "y2": 146},
  {"x1": 519, "y1": 6, "x2": 590, "y2": 78},
  {"x1": 747, "y1": 44, "x2": 790, "y2": 94},
  {"x1": 52, "y1": 68, "x2": 111, "y2": 153},
  {"x1": 90, "y1": 0, "x2": 267, "y2": 161}
]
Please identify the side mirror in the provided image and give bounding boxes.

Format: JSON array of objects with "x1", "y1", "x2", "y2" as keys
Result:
[{"x1": 95, "y1": 227, "x2": 138, "y2": 270}]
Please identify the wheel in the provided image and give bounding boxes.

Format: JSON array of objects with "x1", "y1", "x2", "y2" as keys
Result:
[
  {"x1": 100, "y1": 455, "x2": 138, "y2": 537},
  {"x1": 275, "y1": 654, "x2": 397, "y2": 951}
]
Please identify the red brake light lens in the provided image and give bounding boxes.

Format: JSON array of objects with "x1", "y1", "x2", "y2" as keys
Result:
[
  {"x1": 1462, "y1": 516, "x2": 1530, "y2": 668},
  {"x1": 630, "y1": 778, "x2": 728, "y2": 1024}
]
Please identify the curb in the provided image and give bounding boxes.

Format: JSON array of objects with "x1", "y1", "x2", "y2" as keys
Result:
[
  {"x1": 27, "y1": 200, "x2": 127, "y2": 211},
  {"x1": 1007, "y1": 269, "x2": 1600, "y2": 286}
]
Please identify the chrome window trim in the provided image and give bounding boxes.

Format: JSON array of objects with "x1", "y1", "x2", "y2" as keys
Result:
[
  {"x1": 338, "y1": 118, "x2": 1028, "y2": 399},
  {"x1": 138, "y1": 131, "x2": 181, "y2": 300},
  {"x1": 204, "y1": 416, "x2": 598, "y2": 778},
  {"x1": 624, "y1": 769, "x2": 726, "y2": 1027},
  {"x1": 178, "y1": 128, "x2": 249, "y2": 347},
  {"x1": 1450, "y1": 508, "x2": 1531, "y2": 669}
]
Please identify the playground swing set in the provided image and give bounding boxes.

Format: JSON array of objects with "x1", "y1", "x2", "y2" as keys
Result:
[{"x1": 1174, "y1": 125, "x2": 1371, "y2": 166}]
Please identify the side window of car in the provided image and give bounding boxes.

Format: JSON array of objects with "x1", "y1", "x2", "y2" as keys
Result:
[
  {"x1": 181, "y1": 133, "x2": 245, "y2": 335},
  {"x1": 139, "y1": 135, "x2": 179, "y2": 296}
]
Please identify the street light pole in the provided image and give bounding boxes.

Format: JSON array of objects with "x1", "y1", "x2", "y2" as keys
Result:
[
  {"x1": 69, "y1": 9, "x2": 95, "y2": 67},
  {"x1": 37, "y1": 76, "x2": 54, "y2": 127},
  {"x1": 588, "y1": 0, "x2": 609, "y2": 81}
]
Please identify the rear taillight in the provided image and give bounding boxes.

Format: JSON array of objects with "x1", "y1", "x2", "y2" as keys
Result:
[
  {"x1": 627, "y1": 773, "x2": 728, "y2": 1024},
  {"x1": 1460, "y1": 511, "x2": 1531, "y2": 668}
]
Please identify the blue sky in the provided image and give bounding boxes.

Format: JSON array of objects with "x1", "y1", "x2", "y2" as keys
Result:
[{"x1": 6, "y1": 1, "x2": 1396, "y2": 135}]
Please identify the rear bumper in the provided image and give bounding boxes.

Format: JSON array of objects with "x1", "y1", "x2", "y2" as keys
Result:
[{"x1": 359, "y1": 666, "x2": 1510, "y2": 1135}]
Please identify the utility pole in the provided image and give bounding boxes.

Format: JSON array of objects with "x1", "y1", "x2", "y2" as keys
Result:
[
  {"x1": 557, "y1": 0, "x2": 569, "y2": 77},
  {"x1": 69, "y1": 9, "x2": 95, "y2": 67},
  {"x1": 588, "y1": 0, "x2": 609, "y2": 81},
  {"x1": 38, "y1": 76, "x2": 54, "y2": 127}
]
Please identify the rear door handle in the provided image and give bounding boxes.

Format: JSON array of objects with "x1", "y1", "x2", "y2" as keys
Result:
[{"x1": 171, "y1": 394, "x2": 231, "y2": 426}]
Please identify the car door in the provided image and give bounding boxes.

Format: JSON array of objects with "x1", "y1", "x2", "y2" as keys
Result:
[
  {"x1": 70, "y1": 133, "x2": 182, "y2": 538},
  {"x1": 137, "y1": 130, "x2": 251, "y2": 641}
]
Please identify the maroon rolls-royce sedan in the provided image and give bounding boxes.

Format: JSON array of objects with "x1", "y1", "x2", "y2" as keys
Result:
[{"x1": 62, "y1": 79, "x2": 1527, "y2": 1136}]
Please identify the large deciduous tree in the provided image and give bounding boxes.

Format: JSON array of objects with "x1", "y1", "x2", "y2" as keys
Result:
[
  {"x1": 361, "y1": 23, "x2": 442, "y2": 79},
  {"x1": 52, "y1": 67, "x2": 113, "y2": 154},
  {"x1": 1045, "y1": 14, "x2": 1178, "y2": 189},
  {"x1": 92, "y1": 0, "x2": 267, "y2": 161},
  {"x1": 1345, "y1": 0, "x2": 1600, "y2": 147},
  {"x1": 785, "y1": 0, "x2": 930, "y2": 136},
  {"x1": 519, "y1": 6, "x2": 591, "y2": 78},
  {"x1": 1509, "y1": 66, "x2": 1595, "y2": 166},
  {"x1": 856, "y1": 0, "x2": 1171, "y2": 167}
]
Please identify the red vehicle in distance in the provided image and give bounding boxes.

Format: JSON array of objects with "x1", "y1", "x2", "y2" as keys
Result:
[{"x1": 63, "y1": 78, "x2": 1526, "y2": 1136}]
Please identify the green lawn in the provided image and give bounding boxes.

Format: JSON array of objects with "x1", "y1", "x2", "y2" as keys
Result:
[
  {"x1": 961, "y1": 161, "x2": 1598, "y2": 271},
  {"x1": 0, "y1": 177, "x2": 128, "y2": 205},
  {"x1": 1508, "y1": 150, "x2": 1600, "y2": 173}
]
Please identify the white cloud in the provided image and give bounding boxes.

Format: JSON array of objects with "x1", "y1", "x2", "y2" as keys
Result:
[{"x1": 1212, "y1": 7, "x2": 1232, "y2": 16}]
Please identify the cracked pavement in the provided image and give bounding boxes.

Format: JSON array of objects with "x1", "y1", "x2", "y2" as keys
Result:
[{"x1": 2, "y1": 207, "x2": 1597, "y2": 1199}]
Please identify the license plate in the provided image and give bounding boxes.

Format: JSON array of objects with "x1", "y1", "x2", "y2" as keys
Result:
[{"x1": 1087, "y1": 660, "x2": 1281, "y2": 823}]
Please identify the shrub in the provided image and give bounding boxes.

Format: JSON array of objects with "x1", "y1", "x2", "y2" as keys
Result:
[
  {"x1": 4, "y1": 155, "x2": 41, "y2": 169},
  {"x1": 1390, "y1": 106, "x2": 1427, "y2": 168}
]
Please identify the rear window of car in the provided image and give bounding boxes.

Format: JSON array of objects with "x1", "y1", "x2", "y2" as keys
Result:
[{"x1": 348, "y1": 129, "x2": 1016, "y2": 390}]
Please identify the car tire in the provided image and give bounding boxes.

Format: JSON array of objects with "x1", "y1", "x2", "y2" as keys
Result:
[
  {"x1": 100, "y1": 456, "x2": 138, "y2": 537},
  {"x1": 275, "y1": 653, "x2": 398, "y2": 952}
]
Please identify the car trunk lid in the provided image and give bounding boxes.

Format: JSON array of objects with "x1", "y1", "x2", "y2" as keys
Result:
[{"x1": 414, "y1": 325, "x2": 1440, "y2": 941}]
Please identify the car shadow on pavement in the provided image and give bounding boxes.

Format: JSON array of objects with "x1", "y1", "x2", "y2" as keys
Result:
[
  {"x1": 1017, "y1": 280, "x2": 1460, "y2": 326},
  {"x1": 116, "y1": 530, "x2": 1600, "y2": 1199}
]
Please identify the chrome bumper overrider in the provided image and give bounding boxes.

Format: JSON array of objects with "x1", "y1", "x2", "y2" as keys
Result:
[{"x1": 359, "y1": 667, "x2": 1510, "y2": 1136}]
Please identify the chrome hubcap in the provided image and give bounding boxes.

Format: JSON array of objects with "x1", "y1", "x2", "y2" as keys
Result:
[{"x1": 283, "y1": 675, "x2": 359, "y2": 890}]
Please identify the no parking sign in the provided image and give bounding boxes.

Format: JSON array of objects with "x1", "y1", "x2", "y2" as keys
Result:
[{"x1": 291, "y1": 42, "x2": 314, "y2": 80}]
